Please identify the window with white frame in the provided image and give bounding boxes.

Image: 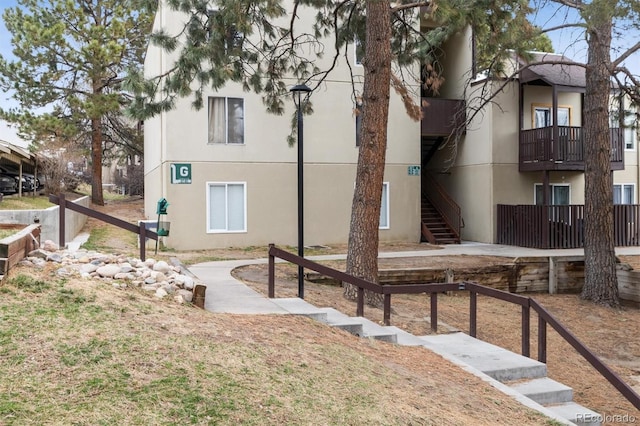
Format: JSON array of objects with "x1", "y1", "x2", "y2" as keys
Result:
[
  {"x1": 534, "y1": 184, "x2": 570, "y2": 205},
  {"x1": 379, "y1": 182, "x2": 389, "y2": 229},
  {"x1": 533, "y1": 105, "x2": 570, "y2": 128},
  {"x1": 354, "y1": 36, "x2": 364, "y2": 66},
  {"x1": 613, "y1": 184, "x2": 634, "y2": 204},
  {"x1": 610, "y1": 97, "x2": 637, "y2": 150},
  {"x1": 208, "y1": 97, "x2": 244, "y2": 144},
  {"x1": 207, "y1": 182, "x2": 246, "y2": 232}
]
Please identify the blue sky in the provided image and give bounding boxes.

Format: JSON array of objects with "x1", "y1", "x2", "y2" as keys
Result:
[
  {"x1": 0, "y1": 1, "x2": 635, "y2": 148},
  {"x1": 0, "y1": 1, "x2": 25, "y2": 147}
]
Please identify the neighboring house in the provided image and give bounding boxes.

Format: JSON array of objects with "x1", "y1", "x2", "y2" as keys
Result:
[{"x1": 143, "y1": 3, "x2": 422, "y2": 250}]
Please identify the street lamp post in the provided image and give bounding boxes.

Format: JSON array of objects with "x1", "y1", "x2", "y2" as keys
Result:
[{"x1": 290, "y1": 83, "x2": 311, "y2": 299}]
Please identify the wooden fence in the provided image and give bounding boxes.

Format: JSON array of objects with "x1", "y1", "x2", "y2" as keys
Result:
[{"x1": 497, "y1": 204, "x2": 640, "y2": 248}]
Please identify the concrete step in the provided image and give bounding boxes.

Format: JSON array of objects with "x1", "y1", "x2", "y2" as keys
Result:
[
  {"x1": 417, "y1": 332, "x2": 547, "y2": 382},
  {"x1": 385, "y1": 326, "x2": 433, "y2": 346},
  {"x1": 270, "y1": 298, "x2": 328, "y2": 322},
  {"x1": 509, "y1": 377, "x2": 573, "y2": 405},
  {"x1": 545, "y1": 402, "x2": 602, "y2": 425},
  {"x1": 352, "y1": 316, "x2": 398, "y2": 343},
  {"x1": 316, "y1": 307, "x2": 364, "y2": 335}
]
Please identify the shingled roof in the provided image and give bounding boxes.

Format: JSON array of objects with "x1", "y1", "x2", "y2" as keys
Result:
[{"x1": 519, "y1": 52, "x2": 586, "y2": 89}]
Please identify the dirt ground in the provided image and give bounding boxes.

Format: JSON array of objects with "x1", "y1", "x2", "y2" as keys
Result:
[{"x1": 84, "y1": 197, "x2": 640, "y2": 421}]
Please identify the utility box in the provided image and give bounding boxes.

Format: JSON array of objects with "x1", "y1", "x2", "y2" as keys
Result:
[
  {"x1": 157, "y1": 221, "x2": 170, "y2": 236},
  {"x1": 138, "y1": 220, "x2": 159, "y2": 249}
]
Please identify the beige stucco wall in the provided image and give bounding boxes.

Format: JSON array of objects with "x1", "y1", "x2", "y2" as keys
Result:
[
  {"x1": 143, "y1": 1, "x2": 421, "y2": 250},
  {"x1": 432, "y1": 78, "x2": 590, "y2": 244},
  {"x1": 522, "y1": 88, "x2": 583, "y2": 129},
  {"x1": 157, "y1": 162, "x2": 419, "y2": 250}
]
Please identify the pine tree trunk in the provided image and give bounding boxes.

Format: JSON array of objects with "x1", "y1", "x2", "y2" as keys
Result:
[
  {"x1": 343, "y1": 0, "x2": 391, "y2": 307},
  {"x1": 91, "y1": 116, "x2": 105, "y2": 206},
  {"x1": 581, "y1": 15, "x2": 619, "y2": 306}
]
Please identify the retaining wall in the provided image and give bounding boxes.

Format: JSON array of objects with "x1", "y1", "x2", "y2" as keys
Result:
[
  {"x1": 0, "y1": 195, "x2": 89, "y2": 246},
  {"x1": 309, "y1": 255, "x2": 638, "y2": 305}
]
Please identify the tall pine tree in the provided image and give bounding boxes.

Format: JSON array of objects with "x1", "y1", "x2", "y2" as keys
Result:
[{"x1": 0, "y1": 0, "x2": 155, "y2": 204}]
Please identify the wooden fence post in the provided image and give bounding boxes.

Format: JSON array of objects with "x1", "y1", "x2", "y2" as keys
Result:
[{"x1": 139, "y1": 221, "x2": 146, "y2": 261}]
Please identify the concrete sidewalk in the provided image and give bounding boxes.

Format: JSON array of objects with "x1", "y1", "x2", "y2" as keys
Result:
[
  {"x1": 187, "y1": 241, "x2": 640, "y2": 315},
  {"x1": 187, "y1": 242, "x2": 615, "y2": 425}
]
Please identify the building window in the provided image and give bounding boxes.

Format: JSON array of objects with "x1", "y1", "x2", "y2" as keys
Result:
[
  {"x1": 533, "y1": 105, "x2": 570, "y2": 128},
  {"x1": 614, "y1": 184, "x2": 634, "y2": 204},
  {"x1": 208, "y1": 97, "x2": 244, "y2": 144},
  {"x1": 380, "y1": 182, "x2": 389, "y2": 229},
  {"x1": 534, "y1": 184, "x2": 570, "y2": 205},
  {"x1": 207, "y1": 182, "x2": 246, "y2": 232},
  {"x1": 354, "y1": 36, "x2": 364, "y2": 66}
]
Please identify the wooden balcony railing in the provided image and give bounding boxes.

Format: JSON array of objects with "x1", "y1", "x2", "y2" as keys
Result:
[
  {"x1": 421, "y1": 97, "x2": 466, "y2": 137},
  {"x1": 497, "y1": 204, "x2": 640, "y2": 248},
  {"x1": 519, "y1": 126, "x2": 624, "y2": 171}
]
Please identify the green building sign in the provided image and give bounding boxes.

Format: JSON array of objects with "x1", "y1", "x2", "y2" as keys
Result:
[
  {"x1": 407, "y1": 165, "x2": 421, "y2": 176},
  {"x1": 171, "y1": 163, "x2": 192, "y2": 184}
]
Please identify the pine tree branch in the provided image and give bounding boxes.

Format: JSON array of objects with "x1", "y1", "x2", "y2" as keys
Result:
[
  {"x1": 391, "y1": 1, "x2": 431, "y2": 12},
  {"x1": 612, "y1": 41, "x2": 640, "y2": 69}
]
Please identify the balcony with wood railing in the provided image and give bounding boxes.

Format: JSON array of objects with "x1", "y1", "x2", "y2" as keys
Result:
[{"x1": 519, "y1": 126, "x2": 624, "y2": 172}]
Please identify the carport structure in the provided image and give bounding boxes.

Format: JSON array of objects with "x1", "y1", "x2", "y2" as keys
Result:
[{"x1": 0, "y1": 140, "x2": 39, "y2": 196}]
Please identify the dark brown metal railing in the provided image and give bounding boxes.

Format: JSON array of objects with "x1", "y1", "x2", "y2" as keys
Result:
[
  {"x1": 422, "y1": 172, "x2": 461, "y2": 242},
  {"x1": 266, "y1": 244, "x2": 640, "y2": 410},
  {"x1": 49, "y1": 193, "x2": 158, "y2": 260},
  {"x1": 519, "y1": 126, "x2": 624, "y2": 170},
  {"x1": 497, "y1": 204, "x2": 640, "y2": 248}
]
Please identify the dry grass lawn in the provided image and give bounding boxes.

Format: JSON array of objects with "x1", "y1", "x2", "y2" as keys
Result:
[{"x1": 21, "y1": 196, "x2": 637, "y2": 425}]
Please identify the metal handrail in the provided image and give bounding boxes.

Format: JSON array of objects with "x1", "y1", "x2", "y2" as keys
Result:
[
  {"x1": 422, "y1": 172, "x2": 462, "y2": 240},
  {"x1": 49, "y1": 193, "x2": 158, "y2": 261},
  {"x1": 267, "y1": 244, "x2": 640, "y2": 410}
]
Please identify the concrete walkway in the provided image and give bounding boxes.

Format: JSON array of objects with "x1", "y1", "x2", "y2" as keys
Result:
[
  {"x1": 186, "y1": 242, "x2": 635, "y2": 425},
  {"x1": 188, "y1": 241, "x2": 640, "y2": 315}
]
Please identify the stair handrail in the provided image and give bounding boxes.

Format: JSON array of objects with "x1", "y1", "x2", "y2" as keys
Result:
[
  {"x1": 267, "y1": 244, "x2": 640, "y2": 410},
  {"x1": 529, "y1": 298, "x2": 640, "y2": 409},
  {"x1": 422, "y1": 172, "x2": 462, "y2": 241}
]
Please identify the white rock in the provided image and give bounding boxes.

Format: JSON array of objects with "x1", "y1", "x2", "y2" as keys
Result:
[
  {"x1": 80, "y1": 263, "x2": 99, "y2": 273},
  {"x1": 155, "y1": 288, "x2": 168, "y2": 298},
  {"x1": 119, "y1": 262, "x2": 133, "y2": 273},
  {"x1": 150, "y1": 271, "x2": 167, "y2": 282},
  {"x1": 153, "y1": 260, "x2": 171, "y2": 273},
  {"x1": 144, "y1": 258, "x2": 156, "y2": 267},
  {"x1": 42, "y1": 240, "x2": 59, "y2": 251},
  {"x1": 144, "y1": 277, "x2": 156, "y2": 285},
  {"x1": 96, "y1": 264, "x2": 121, "y2": 278},
  {"x1": 177, "y1": 289, "x2": 193, "y2": 303},
  {"x1": 142, "y1": 284, "x2": 159, "y2": 291}
]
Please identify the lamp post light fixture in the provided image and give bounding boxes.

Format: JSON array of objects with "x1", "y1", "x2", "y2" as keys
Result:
[{"x1": 290, "y1": 83, "x2": 311, "y2": 299}]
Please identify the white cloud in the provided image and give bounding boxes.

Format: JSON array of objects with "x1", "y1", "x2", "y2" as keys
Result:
[{"x1": 0, "y1": 120, "x2": 28, "y2": 148}]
